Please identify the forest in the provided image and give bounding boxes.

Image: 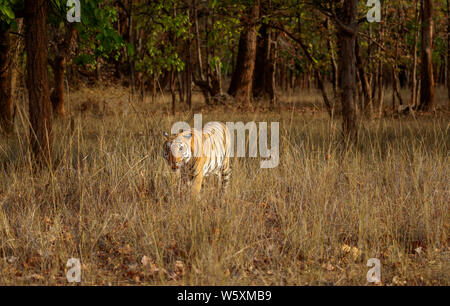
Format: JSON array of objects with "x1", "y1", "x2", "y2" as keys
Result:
[{"x1": 0, "y1": 0, "x2": 448, "y2": 285}]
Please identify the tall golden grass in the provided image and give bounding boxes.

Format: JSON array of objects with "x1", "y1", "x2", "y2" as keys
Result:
[{"x1": 0, "y1": 86, "x2": 448, "y2": 285}]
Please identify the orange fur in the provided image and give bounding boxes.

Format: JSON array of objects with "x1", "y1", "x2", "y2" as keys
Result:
[{"x1": 163, "y1": 123, "x2": 232, "y2": 197}]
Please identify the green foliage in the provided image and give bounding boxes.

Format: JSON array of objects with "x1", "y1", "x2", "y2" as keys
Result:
[
  {"x1": 134, "y1": 0, "x2": 189, "y2": 75},
  {"x1": 0, "y1": 0, "x2": 22, "y2": 30},
  {"x1": 60, "y1": 0, "x2": 124, "y2": 68}
]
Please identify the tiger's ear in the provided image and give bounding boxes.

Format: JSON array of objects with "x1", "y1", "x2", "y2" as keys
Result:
[{"x1": 163, "y1": 131, "x2": 169, "y2": 140}]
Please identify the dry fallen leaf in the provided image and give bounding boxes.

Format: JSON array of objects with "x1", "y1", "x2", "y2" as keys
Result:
[
  {"x1": 175, "y1": 260, "x2": 185, "y2": 276},
  {"x1": 322, "y1": 262, "x2": 334, "y2": 271},
  {"x1": 141, "y1": 255, "x2": 150, "y2": 266},
  {"x1": 341, "y1": 244, "x2": 351, "y2": 253}
]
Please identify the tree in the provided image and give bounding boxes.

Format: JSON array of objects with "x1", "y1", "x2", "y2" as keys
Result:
[
  {"x1": 24, "y1": 0, "x2": 52, "y2": 163},
  {"x1": 410, "y1": 0, "x2": 420, "y2": 108},
  {"x1": 335, "y1": 0, "x2": 358, "y2": 142},
  {"x1": 0, "y1": 23, "x2": 13, "y2": 133},
  {"x1": 49, "y1": 24, "x2": 76, "y2": 117},
  {"x1": 252, "y1": 22, "x2": 277, "y2": 106},
  {"x1": 418, "y1": 0, "x2": 435, "y2": 111},
  {"x1": 228, "y1": 0, "x2": 260, "y2": 107},
  {"x1": 51, "y1": 0, "x2": 124, "y2": 117},
  {"x1": 133, "y1": 0, "x2": 188, "y2": 107},
  {"x1": 0, "y1": 0, "x2": 20, "y2": 134},
  {"x1": 447, "y1": 0, "x2": 450, "y2": 104}
]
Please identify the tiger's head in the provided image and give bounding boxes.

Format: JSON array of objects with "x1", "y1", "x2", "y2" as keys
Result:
[{"x1": 163, "y1": 131, "x2": 193, "y2": 171}]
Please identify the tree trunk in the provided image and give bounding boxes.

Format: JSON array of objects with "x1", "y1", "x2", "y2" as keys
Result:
[
  {"x1": 447, "y1": 0, "x2": 450, "y2": 105},
  {"x1": 128, "y1": 0, "x2": 135, "y2": 97},
  {"x1": 10, "y1": 19, "x2": 23, "y2": 103},
  {"x1": 50, "y1": 25, "x2": 75, "y2": 118},
  {"x1": 418, "y1": 0, "x2": 435, "y2": 111},
  {"x1": 185, "y1": 8, "x2": 193, "y2": 110},
  {"x1": 193, "y1": 0, "x2": 204, "y2": 81},
  {"x1": 252, "y1": 23, "x2": 268, "y2": 97},
  {"x1": 186, "y1": 60, "x2": 192, "y2": 109},
  {"x1": 355, "y1": 36, "x2": 372, "y2": 114},
  {"x1": 252, "y1": 23, "x2": 277, "y2": 105},
  {"x1": 0, "y1": 26, "x2": 13, "y2": 134},
  {"x1": 170, "y1": 70, "x2": 176, "y2": 115},
  {"x1": 411, "y1": 0, "x2": 420, "y2": 107},
  {"x1": 336, "y1": 0, "x2": 358, "y2": 143},
  {"x1": 228, "y1": 32, "x2": 245, "y2": 96},
  {"x1": 326, "y1": 18, "x2": 338, "y2": 99},
  {"x1": 228, "y1": 0, "x2": 260, "y2": 107},
  {"x1": 51, "y1": 56, "x2": 66, "y2": 117},
  {"x1": 271, "y1": 23, "x2": 333, "y2": 115},
  {"x1": 25, "y1": 0, "x2": 52, "y2": 164},
  {"x1": 266, "y1": 33, "x2": 277, "y2": 108}
]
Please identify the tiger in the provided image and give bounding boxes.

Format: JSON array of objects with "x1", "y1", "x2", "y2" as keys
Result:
[{"x1": 162, "y1": 122, "x2": 232, "y2": 198}]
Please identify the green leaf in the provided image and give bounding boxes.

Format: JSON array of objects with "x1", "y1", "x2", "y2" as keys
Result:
[{"x1": 2, "y1": 6, "x2": 15, "y2": 20}]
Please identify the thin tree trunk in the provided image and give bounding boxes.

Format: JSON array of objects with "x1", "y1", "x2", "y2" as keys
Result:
[
  {"x1": 267, "y1": 32, "x2": 277, "y2": 108},
  {"x1": 0, "y1": 26, "x2": 13, "y2": 134},
  {"x1": 193, "y1": 0, "x2": 204, "y2": 81},
  {"x1": 51, "y1": 56, "x2": 66, "y2": 117},
  {"x1": 0, "y1": 18, "x2": 23, "y2": 134},
  {"x1": 411, "y1": 0, "x2": 420, "y2": 107},
  {"x1": 50, "y1": 25, "x2": 75, "y2": 118},
  {"x1": 392, "y1": 6, "x2": 404, "y2": 108},
  {"x1": 177, "y1": 72, "x2": 184, "y2": 104},
  {"x1": 447, "y1": 0, "x2": 450, "y2": 104},
  {"x1": 95, "y1": 61, "x2": 101, "y2": 83},
  {"x1": 10, "y1": 19, "x2": 23, "y2": 97},
  {"x1": 271, "y1": 24, "x2": 333, "y2": 115},
  {"x1": 336, "y1": 0, "x2": 358, "y2": 143},
  {"x1": 355, "y1": 36, "x2": 372, "y2": 114},
  {"x1": 186, "y1": 6, "x2": 193, "y2": 110},
  {"x1": 171, "y1": 70, "x2": 176, "y2": 115},
  {"x1": 418, "y1": 0, "x2": 435, "y2": 111},
  {"x1": 377, "y1": 61, "x2": 385, "y2": 118},
  {"x1": 393, "y1": 40, "x2": 404, "y2": 108},
  {"x1": 186, "y1": 62, "x2": 192, "y2": 109},
  {"x1": 128, "y1": 0, "x2": 135, "y2": 98},
  {"x1": 326, "y1": 18, "x2": 338, "y2": 99},
  {"x1": 374, "y1": 4, "x2": 385, "y2": 118},
  {"x1": 25, "y1": 0, "x2": 52, "y2": 164},
  {"x1": 152, "y1": 74, "x2": 157, "y2": 104}
]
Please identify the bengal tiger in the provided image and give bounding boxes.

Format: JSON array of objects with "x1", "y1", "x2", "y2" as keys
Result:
[{"x1": 163, "y1": 122, "x2": 232, "y2": 197}]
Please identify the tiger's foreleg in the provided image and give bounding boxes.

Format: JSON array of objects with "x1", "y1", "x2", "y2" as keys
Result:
[
  {"x1": 220, "y1": 157, "x2": 232, "y2": 191},
  {"x1": 191, "y1": 157, "x2": 206, "y2": 198},
  {"x1": 191, "y1": 173, "x2": 204, "y2": 199}
]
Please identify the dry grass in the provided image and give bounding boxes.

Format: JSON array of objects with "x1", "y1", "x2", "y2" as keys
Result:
[{"x1": 0, "y1": 85, "x2": 448, "y2": 285}]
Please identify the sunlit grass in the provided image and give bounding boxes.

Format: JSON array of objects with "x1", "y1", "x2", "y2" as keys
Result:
[{"x1": 0, "y1": 86, "x2": 448, "y2": 285}]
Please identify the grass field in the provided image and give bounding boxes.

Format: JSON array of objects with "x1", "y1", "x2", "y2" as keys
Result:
[{"x1": 0, "y1": 86, "x2": 448, "y2": 285}]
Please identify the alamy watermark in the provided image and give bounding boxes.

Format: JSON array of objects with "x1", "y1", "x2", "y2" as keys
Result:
[
  {"x1": 66, "y1": 1, "x2": 379, "y2": 25},
  {"x1": 66, "y1": 258, "x2": 81, "y2": 283},
  {"x1": 169, "y1": 114, "x2": 279, "y2": 169},
  {"x1": 366, "y1": 0, "x2": 381, "y2": 23},
  {"x1": 366, "y1": 258, "x2": 381, "y2": 283},
  {"x1": 67, "y1": 0, "x2": 81, "y2": 23}
]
